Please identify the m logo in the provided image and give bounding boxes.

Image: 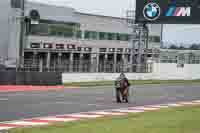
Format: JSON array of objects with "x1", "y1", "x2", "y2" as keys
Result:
[{"x1": 166, "y1": 7, "x2": 191, "y2": 17}]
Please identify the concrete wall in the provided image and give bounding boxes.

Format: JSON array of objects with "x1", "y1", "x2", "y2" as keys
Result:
[
  {"x1": 7, "y1": 8, "x2": 21, "y2": 62},
  {"x1": 0, "y1": 0, "x2": 11, "y2": 58},
  {"x1": 62, "y1": 63, "x2": 200, "y2": 83},
  {"x1": 0, "y1": 0, "x2": 22, "y2": 61}
]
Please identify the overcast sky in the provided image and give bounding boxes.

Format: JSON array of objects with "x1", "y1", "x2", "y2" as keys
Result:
[
  {"x1": 163, "y1": 24, "x2": 200, "y2": 46},
  {"x1": 29, "y1": 0, "x2": 200, "y2": 46},
  {"x1": 29, "y1": 0, "x2": 135, "y2": 18}
]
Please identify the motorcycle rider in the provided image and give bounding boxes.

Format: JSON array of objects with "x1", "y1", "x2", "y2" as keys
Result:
[{"x1": 115, "y1": 73, "x2": 130, "y2": 103}]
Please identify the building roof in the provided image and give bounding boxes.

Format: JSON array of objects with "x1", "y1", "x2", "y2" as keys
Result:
[
  {"x1": 25, "y1": 2, "x2": 80, "y2": 24},
  {"x1": 25, "y1": 1, "x2": 132, "y2": 24},
  {"x1": 76, "y1": 12, "x2": 127, "y2": 20}
]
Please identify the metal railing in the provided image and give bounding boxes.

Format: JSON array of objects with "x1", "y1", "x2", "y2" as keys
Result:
[
  {"x1": 18, "y1": 58, "x2": 153, "y2": 73},
  {"x1": 160, "y1": 59, "x2": 200, "y2": 64}
]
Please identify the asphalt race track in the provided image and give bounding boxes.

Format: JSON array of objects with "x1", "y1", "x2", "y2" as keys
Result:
[{"x1": 0, "y1": 84, "x2": 200, "y2": 122}]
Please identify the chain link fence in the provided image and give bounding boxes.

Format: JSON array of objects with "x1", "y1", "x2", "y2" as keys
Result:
[{"x1": 0, "y1": 56, "x2": 153, "y2": 73}]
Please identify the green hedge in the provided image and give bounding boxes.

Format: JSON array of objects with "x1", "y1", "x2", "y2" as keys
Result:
[{"x1": 64, "y1": 80, "x2": 200, "y2": 87}]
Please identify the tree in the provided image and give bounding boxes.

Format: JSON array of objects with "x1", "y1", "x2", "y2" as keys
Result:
[
  {"x1": 169, "y1": 44, "x2": 178, "y2": 49},
  {"x1": 189, "y1": 44, "x2": 200, "y2": 50},
  {"x1": 179, "y1": 45, "x2": 186, "y2": 50}
]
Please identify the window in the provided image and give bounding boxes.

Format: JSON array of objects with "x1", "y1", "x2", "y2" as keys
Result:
[
  {"x1": 49, "y1": 24, "x2": 74, "y2": 37},
  {"x1": 67, "y1": 44, "x2": 76, "y2": 49},
  {"x1": 43, "y1": 43, "x2": 52, "y2": 49},
  {"x1": 109, "y1": 48, "x2": 115, "y2": 52},
  {"x1": 150, "y1": 36, "x2": 161, "y2": 43},
  {"x1": 154, "y1": 36, "x2": 161, "y2": 42},
  {"x1": 84, "y1": 47, "x2": 92, "y2": 52},
  {"x1": 76, "y1": 30, "x2": 82, "y2": 38},
  {"x1": 125, "y1": 48, "x2": 131, "y2": 53},
  {"x1": 56, "y1": 44, "x2": 64, "y2": 49},
  {"x1": 85, "y1": 31, "x2": 98, "y2": 40},
  {"x1": 31, "y1": 43, "x2": 40, "y2": 48},
  {"x1": 117, "y1": 48, "x2": 123, "y2": 52},
  {"x1": 99, "y1": 32, "x2": 108, "y2": 40},
  {"x1": 57, "y1": 31, "x2": 63, "y2": 36},
  {"x1": 120, "y1": 34, "x2": 129, "y2": 41},
  {"x1": 84, "y1": 31, "x2": 90, "y2": 39},
  {"x1": 99, "y1": 48, "x2": 107, "y2": 52},
  {"x1": 82, "y1": 31, "x2": 130, "y2": 41},
  {"x1": 63, "y1": 30, "x2": 73, "y2": 37},
  {"x1": 108, "y1": 33, "x2": 116, "y2": 40},
  {"x1": 77, "y1": 47, "x2": 82, "y2": 51},
  {"x1": 49, "y1": 29, "x2": 57, "y2": 36},
  {"x1": 125, "y1": 34, "x2": 131, "y2": 41},
  {"x1": 91, "y1": 31, "x2": 98, "y2": 40},
  {"x1": 116, "y1": 33, "x2": 121, "y2": 40},
  {"x1": 30, "y1": 24, "x2": 48, "y2": 35}
]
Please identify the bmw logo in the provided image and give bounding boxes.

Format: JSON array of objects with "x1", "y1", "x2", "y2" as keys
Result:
[{"x1": 143, "y1": 2, "x2": 161, "y2": 21}]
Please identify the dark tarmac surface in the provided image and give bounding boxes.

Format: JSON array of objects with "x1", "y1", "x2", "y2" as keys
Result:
[{"x1": 0, "y1": 84, "x2": 200, "y2": 122}]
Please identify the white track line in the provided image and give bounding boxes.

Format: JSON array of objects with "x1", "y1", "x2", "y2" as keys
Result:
[
  {"x1": 39, "y1": 117, "x2": 78, "y2": 122},
  {"x1": 189, "y1": 102, "x2": 200, "y2": 105},
  {"x1": 166, "y1": 103, "x2": 183, "y2": 107},
  {"x1": 178, "y1": 102, "x2": 198, "y2": 105},
  {"x1": 9, "y1": 121, "x2": 48, "y2": 126},
  {"x1": 89, "y1": 111, "x2": 126, "y2": 116},
  {"x1": 0, "y1": 100, "x2": 199, "y2": 131},
  {"x1": 148, "y1": 105, "x2": 170, "y2": 108},
  {"x1": 129, "y1": 106, "x2": 160, "y2": 111},
  {"x1": 112, "y1": 109, "x2": 145, "y2": 113},
  {"x1": 66, "y1": 114, "x2": 102, "y2": 118},
  {"x1": 194, "y1": 100, "x2": 200, "y2": 103},
  {"x1": 0, "y1": 127, "x2": 14, "y2": 130}
]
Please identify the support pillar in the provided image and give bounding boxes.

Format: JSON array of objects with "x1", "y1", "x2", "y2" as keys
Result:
[
  {"x1": 39, "y1": 58, "x2": 43, "y2": 72},
  {"x1": 58, "y1": 53, "x2": 62, "y2": 71},
  {"x1": 122, "y1": 54, "x2": 127, "y2": 72},
  {"x1": 79, "y1": 53, "x2": 84, "y2": 72},
  {"x1": 105, "y1": 54, "x2": 108, "y2": 60},
  {"x1": 130, "y1": 53, "x2": 133, "y2": 72},
  {"x1": 69, "y1": 52, "x2": 74, "y2": 72},
  {"x1": 96, "y1": 53, "x2": 99, "y2": 72},
  {"x1": 91, "y1": 54, "x2": 96, "y2": 72},
  {"x1": 137, "y1": 30, "x2": 143, "y2": 73},
  {"x1": 33, "y1": 51, "x2": 38, "y2": 69},
  {"x1": 46, "y1": 52, "x2": 51, "y2": 71},
  {"x1": 104, "y1": 54, "x2": 108, "y2": 72},
  {"x1": 114, "y1": 52, "x2": 117, "y2": 73}
]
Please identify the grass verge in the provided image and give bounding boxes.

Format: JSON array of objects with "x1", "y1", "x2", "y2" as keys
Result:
[
  {"x1": 10, "y1": 105, "x2": 200, "y2": 133},
  {"x1": 64, "y1": 80, "x2": 200, "y2": 87}
]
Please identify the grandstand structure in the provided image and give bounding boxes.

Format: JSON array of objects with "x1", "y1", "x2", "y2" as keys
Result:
[{"x1": 0, "y1": 0, "x2": 161, "y2": 73}]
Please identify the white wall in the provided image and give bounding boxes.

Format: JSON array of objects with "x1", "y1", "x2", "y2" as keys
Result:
[
  {"x1": 0, "y1": 0, "x2": 11, "y2": 58},
  {"x1": 62, "y1": 63, "x2": 200, "y2": 83}
]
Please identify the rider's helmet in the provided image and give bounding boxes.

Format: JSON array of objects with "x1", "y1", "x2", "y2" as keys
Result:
[{"x1": 119, "y1": 72, "x2": 126, "y2": 79}]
